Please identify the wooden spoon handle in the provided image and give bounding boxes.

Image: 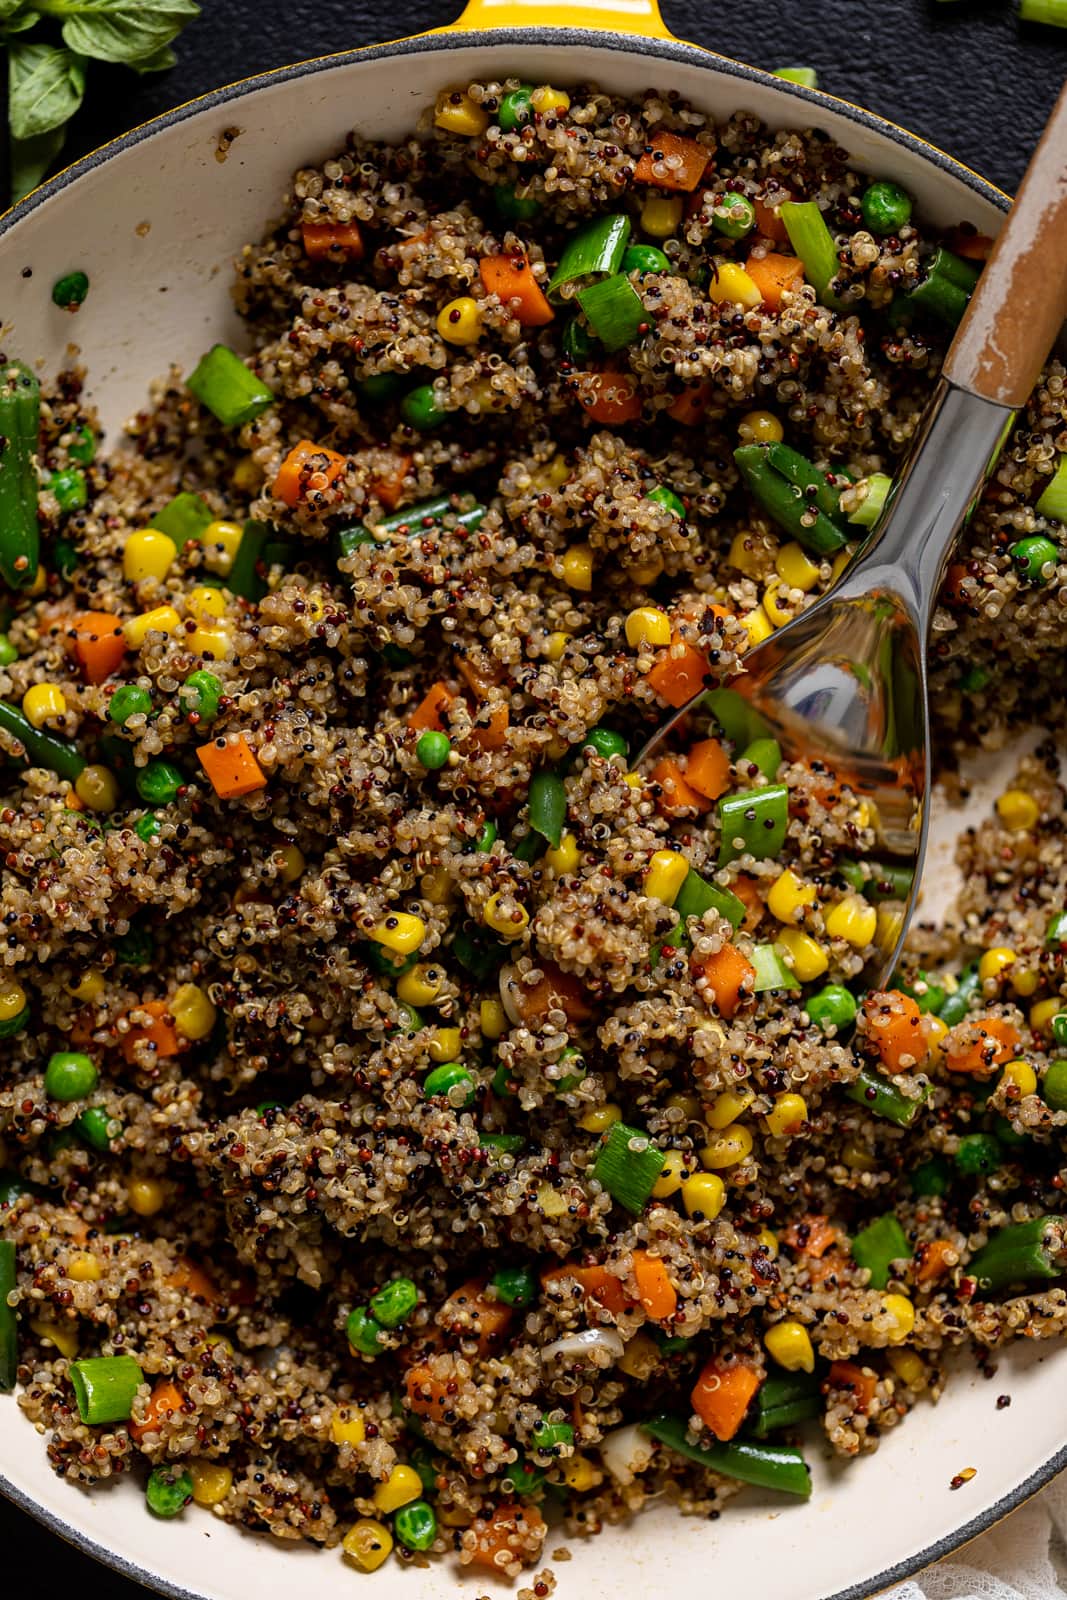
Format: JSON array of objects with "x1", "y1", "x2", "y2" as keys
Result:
[{"x1": 943, "y1": 78, "x2": 1067, "y2": 409}]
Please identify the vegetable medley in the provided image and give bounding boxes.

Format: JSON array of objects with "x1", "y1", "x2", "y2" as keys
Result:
[{"x1": 4, "y1": 75, "x2": 1067, "y2": 1583}]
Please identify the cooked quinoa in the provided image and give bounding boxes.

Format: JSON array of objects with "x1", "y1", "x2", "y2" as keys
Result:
[{"x1": 2, "y1": 76, "x2": 1067, "y2": 1581}]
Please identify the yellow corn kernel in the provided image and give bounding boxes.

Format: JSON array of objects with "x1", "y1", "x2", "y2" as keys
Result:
[
  {"x1": 1000, "y1": 1058, "x2": 1037, "y2": 1097},
  {"x1": 875, "y1": 903, "x2": 904, "y2": 954},
  {"x1": 123, "y1": 605, "x2": 181, "y2": 648},
  {"x1": 372, "y1": 1464, "x2": 423, "y2": 1514},
  {"x1": 188, "y1": 1460, "x2": 233, "y2": 1507},
  {"x1": 842, "y1": 1137, "x2": 878, "y2": 1172},
  {"x1": 276, "y1": 844, "x2": 305, "y2": 883},
  {"x1": 924, "y1": 1015, "x2": 949, "y2": 1058},
  {"x1": 979, "y1": 946, "x2": 1017, "y2": 984},
  {"x1": 0, "y1": 980, "x2": 27, "y2": 1023},
  {"x1": 188, "y1": 624, "x2": 232, "y2": 660},
  {"x1": 544, "y1": 832, "x2": 580, "y2": 875},
  {"x1": 1010, "y1": 965, "x2": 1040, "y2": 998},
  {"x1": 580, "y1": 1103, "x2": 621, "y2": 1133},
  {"x1": 232, "y1": 455, "x2": 260, "y2": 492},
  {"x1": 707, "y1": 1088, "x2": 755, "y2": 1130},
  {"x1": 74, "y1": 765, "x2": 119, "y2": 813},
  {"x1": 171, "y1": 982, "x2": 217, "y2": 1041},
  {"x1": 27, "y1": 564, "x2": 47, "y2": 596},
  {"x1": 397, "y1": 963, "x2": 443, "y2": 1007},
  {"x1": 546, "y1": 630, "x2": 570, "y2": 662},
  {"x1": 777, "y1": 926, "x2": 829, "y2": 982},
  {"x1": 342, "y1": 1518, "x2": 393, "y2": 1573},
  {"x1": 651, "y1": 1149, "x2": 688, "y2": 1198},
  {"x1": 761, "y1": 581, "x2": 794, "y2": 628},
  {"x1": 68, "y1": 1251, "x2": 102, "y2": 1283},
  {"x1": 186, "y1": 584, "x2": 227, "y2": 620},
  {"x1": 618, "y1": 1331, "x2": 659, "y2": 1380},
  {"x1": 765, "y1": 1092, "x2": 808, "y2": 1138},
  {"x1": 202, "y1": 1332, "x2": 233, "y2": 1357},
  {"x1": 728, "y1": 530, "x2": 765, "y2": 577},
  {"x1": 562, "y1": 544, "x2": 593, "y2": 591},
  {"x1": 537, "y1": 1181, "x2": 568, "y2": 1218},
  {"x1": 127, "y1": 1177, "x2": 165, "y2": 1217},
  {"x1": 701, "y1": 1125, "x2": 754, "y2": 1169},
  {"x1": 625, "y1": 606, "x2": 672, "y2": 650},
  {"x1": 824, "y1": 894, "x2": 878, "y2": 947},
  {"x1": 533, "y1": 456, "x2": 571, "y2": 491},
  {"x1": 201, "y1": 520, "x2": 244, "y2": 576},
  {"x1": 767, "y1": 868, "x2": 816, "y2": 924},
  {"x1": 831, "y1": 545, "x2": 855, "y2": 582},
  {"x1": 330, "y1": 1409, "x2": 366, "y2": 1447},
  {"x1": 622, "y1": 770, "x2": 642, "y2": 788},
  {"x1": 708, "y1": 261, "x2": 762, "y2": 308},
  {"x1": 644, "y1": 849, "x2": 690, "y2": 906},
  {"x1": 420, "y1": 867, "x2": 453, "y2": 904},
  {"x1": 30, "y1": 1317, "x2": 78, "y2": 1359},
  {"x1": 22, "y1": 683, "x2": 67, "y2": 728},
  {"x1": 479, "y1": 998, "x2": 507, "y2": 1040},
  {"x1": 563, "y1": 1455, "x2": 603, "y2": 1492},
  {"x1": 123, "y1": 529, "x2": 177, "y2": 583},
  {"x1": 640, "y1": 193, "x2": 685, "y2": 238},
  {"x1": 530, "y1": 85, "x2": 571, "y2": 114},
  {"x1": 666, "y1": 1092, "x2": 700, "y2": 1122},
  {"x1": 682, "y1": 1171, "x2": 726, "y2": 1219},
  {"x1": 434, "y1": 88, "x2": 489, "y2": 137},
  {"x1": 630, "y1": 549, "x2": 665, "y2": 584},
  {"x1": 887, "y1": 1348, "x2": 927, "y2": 1390},
  {"x1": 68, "y1": 970, "x2": 105, "y2": 1003},
  {"x1": 1031, "y1": 997, "x2": 1061, "y2": 1034},
  {"x1": 428, "y1": 1026, "x2": 462, "y2": 1063},
  {"x1": 738, "y1": 409, "x2": 784, "y2": 444},
  {"x1": 882, "y1": 1293, "x2": 915, "y2": 1344},
  {"x1": 996, "y1": 789, "x2": 1039, "y2": 832},
  {"x1": 775, "y1": 542, "x2": 820, "y2": 593},
  {"x1": 437, "y1": 296, "x2": 483, "y2": 345},
  {"x1": 371, "y1": 912, "x2": 426, "y2": 955},
  {"x1": 764, "y1": 1319, "x2": 815, "y2": 1373},
  {"x1": 757, "y1": 1227, "x2": 779, "y2": 1257},
  {"x1": 484, "y1": 893, "x2": 529, "y2": 940},
  {"x1": 740, "y1": 606, "x2": 774, "y2": 647}
]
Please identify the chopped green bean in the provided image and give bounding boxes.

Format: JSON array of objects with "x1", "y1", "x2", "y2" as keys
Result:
[
  {"x1": 641, "y1": 1413, "x2": 812, "y2": 1497},
  {"x1": 0, "y1": 362, "x2": 40, "y2": 589}
]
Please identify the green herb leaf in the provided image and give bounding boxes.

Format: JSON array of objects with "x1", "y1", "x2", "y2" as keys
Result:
[
  {"x1": 47, "y1": 0, "x2": 199, "y2": 66},
  {"x1": 0, "y1": 0, "x2": 38, "y2": 19},
  {"x1": 8, "y1": 42, "x2": 85, "y2": 139},
  {"x1": 1, "y1": 8, "x2": 43, "y2": 36},
  {"x1": 129, "y1": 42, "x2": 176, "y2": 73},
  {"x1": 10, "y1": 123, "x2": 65, "y2": 200}
]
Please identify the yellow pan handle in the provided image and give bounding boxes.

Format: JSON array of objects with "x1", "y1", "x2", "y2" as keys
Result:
[{"x1": 448, "y1": 0, "x2": 674, "y2": 41}]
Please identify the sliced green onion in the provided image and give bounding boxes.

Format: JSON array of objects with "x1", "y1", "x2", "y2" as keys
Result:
[
  {"x1": 780, "y1": 199, "x2": 843, "y2": 309},
  {"x1": 528, "y1": 770, "x2": 567, "y2": 848},
  {"x1": 674, "y1": 869, "x2": 745, "y2": 931},
  {"x1": 937, "y1": 961, "x2": 980, "y2": 1026},
  {"x1": 908, "y1": 246, "x2": 980, "y2": 328},
  {"x1": 548, "y1": 213, "x2": 631, "y2": 295},
  {"x1": 718, "y1": 784, "x2": 790, "y2": 866},
  {"x1": 850, "y1": 1213, "x2": 910, "y2": 1289},
  {"x1": 1036, "y1": 455, "x2": 1067, "y2": 522},
  {"x1": 838, "y1": 858, "x2": 914, "y2": 903},
  {"x1": 576, "y1": 274, "x2": 646, "y2": 351},
  {"x1": 0, "y1": 1240, "x2": 16, "y2": 1390},
  {"x1": 0, "y1": 361, "x2": 40, "y2": 590},
  {"x1": 773, "y1": 66, "x2": 818, "y2": 89},
  {"x1": 187, "y1": 345, "x2": 273, "y2": 428},
  {"x1": 1020, "y1": 0, "x2": 1067, "y2": 23},
  {"x1": 845, "y1": 1065, "x2": 930, "y2": 1127},
  {"x1": 749, "y1": 1371, "x2": 821, "y2": 1438},
  {"x1": 227, "y1": 520, "x2": 270, "y2": 601},
  {"x1": 968, "y1": 1216, "x2": 1066, "y2": 1294},
  {"x1": 751, "y1": 943, "x2": 801, "y2": 992},
  {"x1": 69, "y1": 1354, "x2": 144, "y2": 1424},
  {"x1": 370, "y1": 493, "x2": 485, "y2": 539},
  {"x1": 591, "y1": 1122, "x2": 664, "y2": 1214},
  {"x1": 641, "y1": 1413, "x2": 812, "y2": 1497},
  {"x1": 152, "y1": 491, "x2": 213, "y2": 547},
  {"x1": 848, "y1": 473, "x2": 892, "y2": 528}
]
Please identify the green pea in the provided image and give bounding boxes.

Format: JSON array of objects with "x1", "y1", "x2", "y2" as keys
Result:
[
  {"x1": 115, "y1": 926, "x2": 153, "y2": 967},
  {"x1": 491, "y1": 1060, "x2": 515, "y2": 1097},
  {"x1": 805, "y1": 983, "x2": 857, "y2": 1031},
  {"x1": 495, "y1": 184, "x2": 541, "y2": 223},
  {"x1": 46, "y1": 467, "x2": 88, "y2": 513},
  {"x1": 44, "y1": 1051, "x2": 98, "y2": 1102},
  {"x1": 256, "y1": 1100, "x2": 286, "y2": 1118},
  {"x1": 1043, "y1": 1060, "x2": 1067, "y2": 1111},
  {"x1": 480, "y1": 1132, "x2": 526, "y2": 1155},
  {"x1": 959, "y1": 666, "x2": 988, "y2": 692},
  {"x1": 491, "y1": 1265, "x2": 536, "y2": 1306},
  {"x1": 531, "y1": 1418, "x2": 574, "y2": 1453},
  {"x1": 400, "y1": 384, "x2": 448, "y2": 432},
  {"x1": 416, "y1": 730, "x2": 450, "y2": 770},
  {"x1": 474, "y1": 819, "x2": 497, "y2": 852},
  {"x1": 506, "y1": 1462, "x2": 545, "y2": 1494},
  {"x1": 498, "y1": 86, "x2": 534, "y2": 132},
  {"x1": 583, "y1": 725, "x2": 628, "y2": 760},
  {"x1": 108, "y1": 684, "x2": 153, "y2": 725},
  {"x1": 1010, "y1": 534, "x2": 1059, "y2": 583},
  {"x1": 1046, "y1": 911, "x2": 1067, "y2": 947},
  {"x1": 180, "y1": 669, "x2": 221, "y2": 722},
  {"x1": 369, "y1": 1276, "x2": 419, "y2": 1328},
  {"x1": 713, "y1": 192, "x2": 756, "y2": 239},
  {"x1": 0, "y1": 635, "x2": 18, "y2": 667},
  {"x1": 1053, "y1": 1015, "x2": 1067, "y2": 1049},
  {"x1": 135, "y1": 814, "x2": 161, "y2": 843},
  {"x1": 954, "y1": 1132, "x2": 1003, "y2": 1177},
  {"x1": 346, "y1": 1306, "x2": 387, "y2": 1357},
  {"x1": 861, "y1": 181, "x2": 913, "y2": 237},
  {"x1": 67, "y1": 425, "x2": 96, "y2": 464},
  {"x1": 562, "y1": 317, "x2": 594, "y2": 363},
  {"x1": 146, "y1": 1466, "x2": 193, "y2": 1518},
  {"x1": 992, "y1": 1114, "x2": 1028, "y2": 1151},
  {"x1": 394, "y1": 1499, "x2": 437, "y2": 1552},
  {"x1": 76, "y1": 1106, "x2": 120, "y2": 1151},
  {"x1": 136, "y1": 760, "x2": 184, "y2": 805},
  {"x1": 622, "y1": 244, "x2": 671, "y2": 274},
  {"x1": 909, "y1": 1156, "x2": 952, "y2": 1197},
  {"x1": 647, "y1": 483, "x2": 685, "y2": 519},
  {"x1": 423, "y1": 1062, "x2": 475, "y2": 1105},
  {"x1": 52, "y1": 270, "x2": 90, "y2": 308}
]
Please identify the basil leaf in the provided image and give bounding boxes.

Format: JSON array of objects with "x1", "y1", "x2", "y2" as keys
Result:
[
  {"x1": 2, "y1": 10, "x2": 43, "y2": 33},
  {"x1": 0, "y1": 0, "x2": 36, "y2": 18},
  {"x1": 8, "y1": 42, "x2": 86, "y2": 140},
  {"x1": 10, "y1": 124, "x2": 66, "y2": 202},
  {"x1": 57, "y1": 0, "x2": 199, "y2": 66},
  {"x1": 129, "y1": 43, "x2": 176, "y2": 73}
]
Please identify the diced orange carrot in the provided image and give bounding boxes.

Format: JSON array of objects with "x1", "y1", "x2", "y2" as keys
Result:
[
  {"x1": 827, "y1": 1360, "x2": 877, "y2": 1412},
  {"x1": 273, "y1": 439, "x2": 348, "y2": 507},
  {"x1": 507, "y1": 960, "x2": 594, "y2": 1027},
  {"x1": 646, "y1": 638, "x2": 711, "y2": 708},
  {"x1": 783, "y1": 1214, "x2": 838, "y2": 1258},
  {"x1": 67, "y1": 611, "x2": 127, "y2": 684},
  {"x1": 405, "y1": 1363, "x2": 452, "y2": 1422},
  {"x1": 631, "y1": 1250, "x2": 677, "y2": 1322},
  {"x1": 542, "y1": 1261, "x2": 630, "y2": 1317},
  {"x1": 691, "y1": 1357, "x2": 760, "y2": 1441},
  {"x1": 369, "y1": 451, "x2": 411, "y2": 510},
  {"x1": 690, "y1": 943, "x2": 757, "y2": 1021},
  {"x1": 943, "y1": 1015, "x2": 1020, "y2": 1078},
  {"x1": 684, "y1": 737, "x2": 731, "y2": 801},
  {"x1": 470, "y1": 705, "x2": 509, "y2": 750},
  {"x1": 479, "y1": 253, "x2": 553, "y2": 326},
  {"x1": 942, "y1": 563, "x2": 973, "y2": 609},
  {"x1": 197, "y1": 733, "x2": 268, "y2": 799},
  {"x1": 121, "y1": 999, "x2": 181, "y2": 1065},
  {"x1": 666, "y1": 382, "x2": 712, "y2": 425},
  {"x1": 409, "y1": 681, "x2": 455, "y2": 732},
  {"x1": 730, "y1": 874, "x2": 765, "y2": 932},
  {"x1": 165, "y1": 1258, "x2": 218, "y2": 1304},
  {"x1": 574, "y1": 368, "x2": 643, "y2": 425},
  {"x1": 805, "y1": 1246, "x2": 849, "y2": 1287},
  {"x1": 863, "y1": 990, "x2": 929, "y2": 1072},
  {"x1": 129, "y1": 1379, "x2": 183, "y2": 1443},
  {"x1": 440, "y1": 1279, "x2": 513, "y2": 1356},
  {"x1": 455, "y1": 650, "x2": 502, "y2": 696},
  {"x1": 464, "y1": 1503, "x2": 547, "y2": 1571},
  {"x1": 746, "y1": 251, "x2": 805, "y2": 310},
  {"x1": 650, "y1": 756, "x2": 712, "y2": 816},
  {"x1": 301, "y1": 220, "x2": 364, "y2": 260},
  {"x1": 950, "y1": 229, "x2": 994, "y2": 261},
  {"x1": 753, "y1": 198, "x2": 790, "y2": 242},
  {"x1": 634, "y1": 129, "x2": 711, "y2": 192},
  {"x1": 916, "y1": 1237, "x2": 956, "y2": 1286}
]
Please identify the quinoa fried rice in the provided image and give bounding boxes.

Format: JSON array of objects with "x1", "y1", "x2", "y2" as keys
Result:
[{"x1": 3, "y1": 75, "x2": 1067, "y2": 1583}]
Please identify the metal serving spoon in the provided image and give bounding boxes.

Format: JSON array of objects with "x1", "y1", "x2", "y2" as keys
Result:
[{"x1": 640, "y1": 81, "x2": 1067, "y2": 986}]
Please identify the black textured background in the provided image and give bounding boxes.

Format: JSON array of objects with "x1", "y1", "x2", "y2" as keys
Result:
[{"x1": 2, "y1": 1, "x2": 1066, "y2": 1596}]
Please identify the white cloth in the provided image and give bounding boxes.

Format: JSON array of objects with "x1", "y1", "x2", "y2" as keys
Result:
[{"x1": 886, "y1": 1479, "x2": 1067, "y2": 1600}]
